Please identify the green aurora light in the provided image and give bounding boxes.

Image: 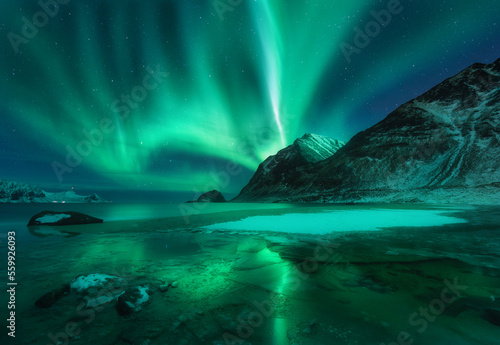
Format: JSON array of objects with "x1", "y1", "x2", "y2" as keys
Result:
[{"x1": 0, "y1": 0, "x2": 498, "y2": 196}]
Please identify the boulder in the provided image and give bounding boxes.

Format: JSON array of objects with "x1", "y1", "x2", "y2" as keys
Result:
[
  {"x1": 27, "y1": 211, "x2": 103, "y2": 226},
  {"x1": 116, "y1": 285, "x2": 151, "y2": 316},
  {"x1": 197, "y1": 190, "x2": 226, "y2": 203},
  {"x1": 484, "y1": 308, "x2": 500, "y2": 326},
  {"x1": 35, "y1": 284, "x2": 70, "y2": 308}
]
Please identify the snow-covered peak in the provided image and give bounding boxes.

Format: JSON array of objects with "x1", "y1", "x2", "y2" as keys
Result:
[
  {"x1": 235, "y1": 58, "x2": 500, "y2": 204},
  {"x1": 258, "y1": 133, "x2": 344, "y2": 176},
  {"x1": 295, "y1": 133, "x2": 345, "y2": 163},
  {"x1": 233, "y1": 133, "x2": 344, "y2": 200}
]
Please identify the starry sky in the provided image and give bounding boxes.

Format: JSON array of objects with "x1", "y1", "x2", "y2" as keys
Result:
[{"x1": 0, "y1": 0, "x2": 498, "y2": 201}]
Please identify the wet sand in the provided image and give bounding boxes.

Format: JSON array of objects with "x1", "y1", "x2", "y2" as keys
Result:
[{"x1": 2, "y1": 204, "x2": 500, "y2": 345}]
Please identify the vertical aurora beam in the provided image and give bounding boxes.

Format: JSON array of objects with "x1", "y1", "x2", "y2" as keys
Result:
[
  {"x1": 251, "y1": 1, "x2": 286, "y2": 146},
  {"x1": 248, "y1": 1, "x2": 372, "y2": 142},
  {"x1": 1, "y1": 0, "x2": 498, "y2": 192}
]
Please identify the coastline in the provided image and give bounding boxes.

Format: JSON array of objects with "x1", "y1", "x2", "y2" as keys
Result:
[{"x1": 1, "y1": 204, "x2": 499, "y2": 344}]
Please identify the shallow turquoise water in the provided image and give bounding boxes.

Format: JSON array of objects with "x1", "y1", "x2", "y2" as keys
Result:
[
  {"x1": 202, "y1": 208, "x2": 470, "y2": 234},
  {"x1": 0, "y1": 204, "x2": 499, "y2": 345}
]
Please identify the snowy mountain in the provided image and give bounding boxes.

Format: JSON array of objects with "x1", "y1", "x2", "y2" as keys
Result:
[
  {"x1": 235, "y1": 58, "x2": 500, "y2": 204},
  {"x1": 0, "y1": 180, "x2": 108, "y2": 203},
  {"x1": 233, "y1": 134, "x2": 344, "y2": 200}
]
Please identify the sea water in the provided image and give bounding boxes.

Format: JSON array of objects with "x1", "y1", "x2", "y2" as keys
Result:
[{"x1": 0, "y1": 203, "x2": 499, "y2": 345}]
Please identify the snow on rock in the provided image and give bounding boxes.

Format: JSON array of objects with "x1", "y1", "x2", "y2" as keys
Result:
[
  {"x1": 27, "y1": 211, "x2": 104, "y2": 226},
  {"x1": 70, "y1": 274, "x2": 122, "y2": 292},
  {"x1": 36, "y1": 213, "x2": 71, "y2": 224},
  {"x1": 35, "y1": 273, "x2": 127, "y2": 309},
  {"x1": 128, "y1": 286, "x2": 150, "y2": 308},
  {"x1": 116, "y1": 285, "x2": 151, "y2": 315},
  {"x1": 71, "y1": 274, "x2": 127, "y2": 308}
]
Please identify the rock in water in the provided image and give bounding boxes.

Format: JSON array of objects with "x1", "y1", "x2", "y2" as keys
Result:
[
  {"x1": 116, "y1": 285, "x2": 151, "y2": 316},
  {"x1": 197, "y1": 190, "x2": 226, "y2": 203},
  {"x1": 484, "y1": 308, "x2": 500, "y2": 326},
  {"x1": 27, "y1": 211, "x2": 103, "y2": 226},
  {"x1": 35, "y1": 284, "x2": 70, "y2": 308}
]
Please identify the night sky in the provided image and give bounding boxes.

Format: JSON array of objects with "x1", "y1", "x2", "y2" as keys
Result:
[{"x1": 0, "y1": 0, "x2": 499, "y2": 201}]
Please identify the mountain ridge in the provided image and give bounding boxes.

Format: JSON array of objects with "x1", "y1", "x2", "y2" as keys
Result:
[
  {"x1": 233, "y1": 134, "x2": 344, "y2": 201},
  {"x1": 234, "y1": 59, "x2": 500, "y2": 204},
  {"x1": 0, "y1": 179, "x2": 108, "y2": 203}
]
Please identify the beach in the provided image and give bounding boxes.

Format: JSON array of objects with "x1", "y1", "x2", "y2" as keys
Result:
[{"x1": 1, "y1": 203, "x2": 499, "y2": 344}]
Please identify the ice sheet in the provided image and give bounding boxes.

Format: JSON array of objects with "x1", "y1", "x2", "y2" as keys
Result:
[{"x1": 202, "y1": 209, "x2": 468, "y2": 234}]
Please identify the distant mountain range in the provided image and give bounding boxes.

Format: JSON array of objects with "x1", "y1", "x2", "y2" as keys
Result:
[
  {"x1": 235, "y1": 58, "x2": 500, "y2": 205},
  {"x1": 0, "y1": 180, "x2": 108, "y2": 203}
]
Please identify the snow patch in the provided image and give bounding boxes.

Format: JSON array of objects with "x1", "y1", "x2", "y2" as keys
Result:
[
  {"x1": 36, "y1": 213, "x2": 71, "y2": 224},
  {"x1": 70, "y1": 274, "x2": 120, "y2": 292}
]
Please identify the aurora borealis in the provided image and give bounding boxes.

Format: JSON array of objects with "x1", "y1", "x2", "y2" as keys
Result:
[{"x1": 0, "y1": 0, "x2": 499, "y2": 200}]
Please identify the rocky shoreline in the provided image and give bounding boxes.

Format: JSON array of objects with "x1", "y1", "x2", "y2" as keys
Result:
[{"x1": 6, "y1": 204, "x2": 500, "y2": 345}]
